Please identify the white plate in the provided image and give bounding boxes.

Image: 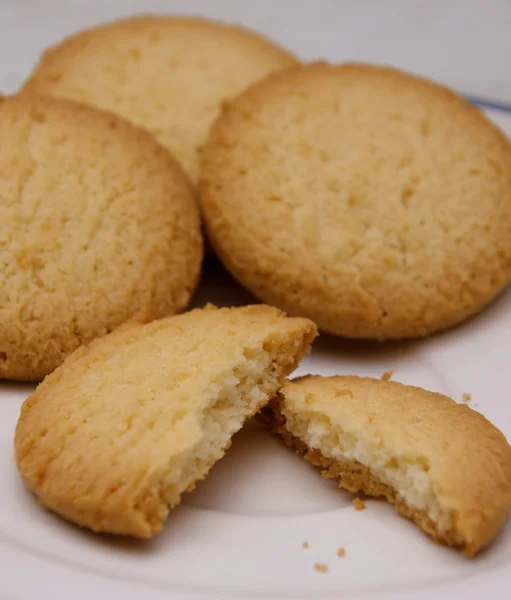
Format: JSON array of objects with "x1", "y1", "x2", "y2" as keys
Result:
[{"x1": 1, "y1": 107, "x2": 511, "y2": 597}]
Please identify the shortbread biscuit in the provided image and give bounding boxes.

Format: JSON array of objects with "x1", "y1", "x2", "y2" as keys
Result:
[
  {"x1": 23, "y1": 16, "x2": 298, "y2": 183},
  {"x1": 262, "y1": 375, "x2": 511, "y2": 555},
  {"x1": 0, "y1": 94, "x2": 202, "y2": 381},
  {"x1": 200, "y1": 62, "x2": 511, "y2": 339},
  {"x1": 14, "y1": 305, "x2": 317, "y2": 537}
]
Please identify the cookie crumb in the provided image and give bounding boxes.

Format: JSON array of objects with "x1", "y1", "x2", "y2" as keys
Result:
[
  {"x1": 353, "y1": 497, "x2": 366, "y2": 511},
  {"x1": 462, "y1": 393, "x2": 472, "y2": 403},
  {"x1": 302, "y1": 541, "x2": 309, "y2": 549},
  {"x1": 314, "y1": 562, "x2": 328, "y2": 574},
  {"x1": 337, "y1": 547, "x2": 346, "y2": 558},
  {"x1": 381, "y1": 370, "x2": 394, "y2": 381}
]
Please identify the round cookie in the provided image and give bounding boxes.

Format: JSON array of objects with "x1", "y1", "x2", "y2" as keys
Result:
[
  {"x1": 23, "y1": 16, "x2": 298, "y2": 183},
  {"x1": 15, "y1": 305, "x2": 317, "y2": 537},
  {"x1": 200, "y1": 62, "x2": 511, "y2": 340},
  {"x1": 0, "y1": 94, "x2": 202, "y2": 381},
  {"x1": 262, "y1": 375, "x2": 511, "y2": 555}
]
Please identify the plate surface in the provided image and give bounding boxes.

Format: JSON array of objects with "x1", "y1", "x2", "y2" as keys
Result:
[{"x1": 1, "y1": 111, "x2": 511, "y2": 597}]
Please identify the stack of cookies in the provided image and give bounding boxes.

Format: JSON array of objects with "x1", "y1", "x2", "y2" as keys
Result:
[{"x1": 2, "y1": 15, "x2": 511, "y2": 557}]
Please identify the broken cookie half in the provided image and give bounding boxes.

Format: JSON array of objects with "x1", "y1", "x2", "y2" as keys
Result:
[
  {"x1": 262, "y1": 375, "x2": 511, "y2": 556},
  {"x1": 14, "y1": 305, "x2": 316, "y2": 537}
]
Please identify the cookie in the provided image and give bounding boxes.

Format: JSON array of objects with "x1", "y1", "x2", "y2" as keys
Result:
[
  {"x1": 261, "y1": 375, "x2": 511, "y2": 555},
  {"x1": 14, "y1": 304, "x2": 317, "y2": 537},
  {"x1": 0, "y1": 94, "x2": 202, "y2": 381},
  {"x1": 200, "y1": 62, "x2": 511, "y2": 339},
  {"x1": 23, "y1": 15, "x2": 298, "y2": 183}
]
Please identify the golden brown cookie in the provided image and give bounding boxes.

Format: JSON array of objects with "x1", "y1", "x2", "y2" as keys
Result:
[
  {"x1": 200, "y1": 62, "x2": 511, "y2": 339},
  {"x1": 262, "y1": 375, "x2": 511, "y2": 555},
  {"x1": 23, "y1": 15, "x2": 298, "y2": 183},
  {"x1": 14, "y1": 305, "x2": 317, "y2": 537},
  {"x1": 0, "y1": 94, "x2": 202, "y2": 381}
]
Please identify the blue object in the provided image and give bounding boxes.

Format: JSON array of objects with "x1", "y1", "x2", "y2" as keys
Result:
[{"x1": 466, "y1": 95, "x2": 511, "y2": 114}]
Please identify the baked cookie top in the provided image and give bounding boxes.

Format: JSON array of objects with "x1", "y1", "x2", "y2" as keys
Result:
[
  {"x1": 0, "y1": 94, "x2": 202, "y2": 381},
  {"x1": 200, "y1": 62, "x2": 511, "y2": 339},
  {"x1": 267, "y1": 375, "x2": 511, "y2": 555},
  {"x1": 15, "y1": 305, "x2": 317, "y2": 537},
  {"x1": 23, "y1": 15, "x2": 298, "y2": 183}
]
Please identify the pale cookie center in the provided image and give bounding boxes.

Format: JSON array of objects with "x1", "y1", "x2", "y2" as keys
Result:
[
  {"x1": 184, "y1": 419, "x2": 350, "y2": 516},
  {"x1": 283, "y1": 410, "x2": 452, "y2": 532}
]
